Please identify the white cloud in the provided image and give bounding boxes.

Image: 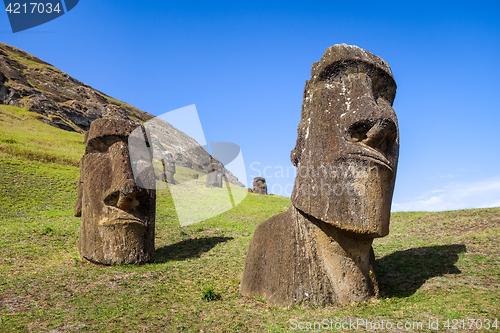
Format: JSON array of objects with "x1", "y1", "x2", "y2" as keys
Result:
[{"x1": 392, "y1": 176, "x2": 500, "y2": 212}]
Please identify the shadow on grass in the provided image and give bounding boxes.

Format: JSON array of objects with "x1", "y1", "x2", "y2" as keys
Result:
[
  {"x1": 153, "y1": 236, "x2": 233, "y2": 263},
  {"x1": 376, "y1": 244, "x2": 466, "y2": 298}
]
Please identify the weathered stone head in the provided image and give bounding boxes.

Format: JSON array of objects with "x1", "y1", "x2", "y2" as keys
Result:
[
  {"x1": 161, "y1": 151, "x2": 176, "y2": 184},
  {"x1": 75, "y1": 118, "x2": 156, "y2": 265},
  {"x1": 241, "y1": 44, "x2": 399, "y2": 307},
  {"x1": 206, "y1": 157, "x2": 224, "y2": 188},
  {"x1": 291, "y1": 44, "x2": 399, "y2": 237},
  {"x1": 253, "y1": 177, "x2": 267, "y2": 195}
]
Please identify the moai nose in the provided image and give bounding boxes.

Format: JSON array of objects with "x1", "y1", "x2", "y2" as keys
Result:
[
  {"x1": 115, "y1": 192, "x2": 141, "y2": 212},
  {"x1": 362, "y1": 119, "x2": 397, "y2": 153},
  {"x1": 347, "y1": 118, "x2": 397, "y2": 159},
  {"x1": 103, "y1": 181, "x2": 144, "y2": 213}
]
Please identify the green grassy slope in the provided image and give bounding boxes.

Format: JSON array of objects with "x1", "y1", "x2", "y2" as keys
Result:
[{"x1": 0, "y1": 106, "x2": 499, "y2": 332}]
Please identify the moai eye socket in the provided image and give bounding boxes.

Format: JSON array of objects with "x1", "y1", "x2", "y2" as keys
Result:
[
  {"x1": 346, "y1": 118, "x2": 397, "y2": 159},
  {"x1": 85, "y1": 136, "x2": 124, "y2": 153},
  {"x1": 346, "y1": 119, "x2": 375, "y2": 143}
]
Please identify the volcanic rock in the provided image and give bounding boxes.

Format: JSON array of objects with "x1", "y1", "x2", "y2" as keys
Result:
[
  {"x1": 252, "y1": 177, "x2": 267, "y2": 195},
  {"x1": 241, "y1": 44, "x2": 399, "y2": 306},
  {"x1": 75, "y1": 118, "x2": 156, "y2": 265}
]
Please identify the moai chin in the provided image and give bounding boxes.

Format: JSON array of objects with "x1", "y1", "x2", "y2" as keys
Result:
[
  {"x1": 74, "y1": 118, "x2": 156, "y2": 265},
  {"x1": 253, "y1": 177, "x2": 267, "y2": 195},
  {"x1": 241, "y1": 44, "x2": 399, "y2": 306}
]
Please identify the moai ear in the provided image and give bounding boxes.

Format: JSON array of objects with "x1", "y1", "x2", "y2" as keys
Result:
[
  {"x1": 290, "y1": 81, "x2": 312, "y2": 167},
  {"x1": 74, "y1": 158, "x2": 83, "y2": 217},
  {"x1": 290, "y1": 133, "x2": 303, "y2": 167}
]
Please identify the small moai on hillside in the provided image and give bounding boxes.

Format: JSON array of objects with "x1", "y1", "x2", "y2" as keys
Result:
[
  {"x1": 206, "y1": 157, "x2": 223, "y2": 188},
  {"x1": 253, "y1": 177, "x2": 267, "y2": 195},
  {"x1": 161, "y1": 151, "x2": 176, "y2": 184},
  {"x1": 74, "y1": 118, "x2": 156, "y2": 265},
  {"x1": 241, "y1": 44, "x2": 399, "y2": 306}
]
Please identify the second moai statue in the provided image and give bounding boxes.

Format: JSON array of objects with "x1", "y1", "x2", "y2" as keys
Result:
[
  {"x1": 253, "y1": 177, "x2": 267, "y2": 195},
  {"x1": 206, "y1": 157, "x2": 224, "y2": 188},
  {"x1": 241, "y1": 44, "x2": 399, "y2": 306},
  {"x1": 75, "y1": 118, "x2": 156, "y2": 265},
  {"x1": 161, "y1": 151, "x2": 176, "y2": 184}
]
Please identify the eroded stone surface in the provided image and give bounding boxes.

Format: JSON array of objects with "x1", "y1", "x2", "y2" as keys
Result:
[
  {"x1": 75, "y1": 118, "x2": 156, "y2": 265},
  {"x1": 241, "y1": 44, "x2": 399, "y2": 306},
  {"x1": 252, "y1": 177, "x2": 267, "y2": 195},
  {"x1": 161, "y1": 152, "x2": 176, "y2": 184},
  {"x1": 206, "y1": 157, "x2": 224, "y2": 188}
]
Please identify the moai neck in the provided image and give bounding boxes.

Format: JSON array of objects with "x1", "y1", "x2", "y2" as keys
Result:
[{"x1": 293, "y1": 205, "x2": 377, "y2": 303}]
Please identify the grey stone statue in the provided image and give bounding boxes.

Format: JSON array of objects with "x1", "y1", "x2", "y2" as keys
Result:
[
  {"x1": 206, "y1": 157, "x2": 224, "y2": 188},
  {"x1": 253, "y1": 177, "x2": 267, "y2": 195},
  {"x1": 75, "y1": 118, "x2": 156, "y2": 265},
  {"x1": 161, "y1": 151, "x2": 176, "y2": 184},
  {"x1": 241, "y1": 44, "x2": 399, "y2": 306}
]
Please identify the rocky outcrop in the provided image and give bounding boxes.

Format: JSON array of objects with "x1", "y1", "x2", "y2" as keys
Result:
[
  {"x1": 0, "y1": 42, "x2": 244, "y2": 187},
  {"x1": 146, "y1": 117, "x2": 243, "y2": 185},
  {"x1": 0, "y1": 42, "x2": 152, "y2": 132}
]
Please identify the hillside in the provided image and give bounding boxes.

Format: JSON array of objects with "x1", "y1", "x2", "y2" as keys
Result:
[
  {"x1": 0, "y1": 42, "x2": 243, "y2": 186},
  {"x1": 0, "y1": 42, "x2": 152, "y2": 132},
  {"x1": 0, "y1": 100, "x2": 499, "y2": 332}
]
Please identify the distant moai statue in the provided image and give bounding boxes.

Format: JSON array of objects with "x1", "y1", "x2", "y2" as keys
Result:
[
  {"x1": 74, "y1": 118, "x2": 156, "y2": 265},
  {"x1": 253, "y1": 177, "x2": 267, "y2": 195},
  {"x1": 206, "y1": 157, "x2": 224, "y2": 188},
  {"x1": 241, "y1": 44, "x2": 399, "y2": 306},
  {"x1": 161, "y1": 151, "x2": 176, "y2": 184}
]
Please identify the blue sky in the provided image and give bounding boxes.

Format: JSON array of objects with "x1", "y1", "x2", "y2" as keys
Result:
[{"x1": 1, "y1": 0, "x2": 499, "y2": 211}]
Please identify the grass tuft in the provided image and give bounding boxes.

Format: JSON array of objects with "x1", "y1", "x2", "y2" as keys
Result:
[{"x1": 201, "y1": 285, "x2": 221, "y2": 302}]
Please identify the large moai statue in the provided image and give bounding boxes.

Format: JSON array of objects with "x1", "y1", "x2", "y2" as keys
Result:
[
  {"x1": 74, "y1": 118, "x2": 156, "y2": 265},
  {"x1": 241, "y1": 44, "x2": 399, "y2": 306},
  {"x1": 253, "y1": 177, "x2": 267, "y2": 195}
]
